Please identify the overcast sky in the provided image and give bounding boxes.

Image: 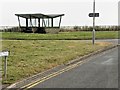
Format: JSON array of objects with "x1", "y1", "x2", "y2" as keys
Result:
[{"x1": 0, "y1": 0, "x2": 119, "y2": 26}]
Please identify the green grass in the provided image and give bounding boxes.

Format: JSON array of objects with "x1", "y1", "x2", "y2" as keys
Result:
[
  {"x1": 1, "y1": 31, "x2": 118, "y2": 40},
  {"x1": 1, "y1": 40, "x2": 112, "y2": 84},
  {"x1": 1, "y1": 31, "x2": 118, "y2": 84}
]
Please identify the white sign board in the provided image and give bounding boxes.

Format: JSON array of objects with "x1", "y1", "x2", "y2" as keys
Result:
[{"x1": 0, "y1": 51, "x2": 9, "y2": 57}]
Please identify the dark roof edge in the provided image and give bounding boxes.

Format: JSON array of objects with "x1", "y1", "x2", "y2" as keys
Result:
[{"x1": 15, "y1": 13, "x2": 65, "y2": 18}]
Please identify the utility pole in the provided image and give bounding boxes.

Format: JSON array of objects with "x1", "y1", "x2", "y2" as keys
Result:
[{"x1": 93, "y1": 0, "x2": 95, "y2": 45}]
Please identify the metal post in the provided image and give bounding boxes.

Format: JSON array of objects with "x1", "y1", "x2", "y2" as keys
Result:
[
  {"x1": 45, "y1": 19, "x2": 47, "y2": 27},
  {"x1": 30, "y1": 15, "x2": 33, "y2": 27},
  {"x1": 51, "y1": 18, "x2": 53, "y2": 27},
  {"x1": 35, "y1": 18, "x2": 37, "y2": 27},
  {"x1": 59, "y1": 16, "x2": 62, "y2": 28},
  {"x1": 43, "y1": 18, "x2": 46, "y2": 27},
  {"x1": 38, "y1": 18, "x2": 40, "y2": 28},
  {"x1": 42, "y1": 18, "x2": 44, "y2": 27},
  {"x1": 93, "y1": 0, "x2": 95, "y2": 45},
  {"x1": 48, "y1": 18, "x2": 49, "y2": 27},
  {"x1": 26, "y1": 18, "x2": 28, "y2": 28},
  {"x1": 18, "y1": 16, "x2": 21, "y2": 27},
  {"x1": 26, "y1": 18, "x2": 28, "y2": 30},
  {"x1": 4, "y1": 56, "x2": 7, "y2": 79}
]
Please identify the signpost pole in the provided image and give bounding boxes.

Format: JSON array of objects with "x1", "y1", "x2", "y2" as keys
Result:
[
  {"x1": 0, "y1": 50, "x2": 9, "y2": 79},
  {"x1": 4, "y1": 56, "x2": 7, "y2": 79},
  {"x1": 93, "y1": 0, "x2": 95, "y2": 45}
]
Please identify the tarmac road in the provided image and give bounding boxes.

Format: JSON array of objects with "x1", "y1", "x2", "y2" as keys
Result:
[{"x1": 29, "y1": 46, "x2": 118, "y2": 88}]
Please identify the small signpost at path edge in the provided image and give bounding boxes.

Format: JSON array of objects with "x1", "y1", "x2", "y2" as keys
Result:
[{"x1": 0, "y1": 50, "x2": 9, "y2": 79}]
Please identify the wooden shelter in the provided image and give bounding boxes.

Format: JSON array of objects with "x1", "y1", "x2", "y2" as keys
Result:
[{"x1": 15, "y1": 13, "x2": 64, "y2": 33}]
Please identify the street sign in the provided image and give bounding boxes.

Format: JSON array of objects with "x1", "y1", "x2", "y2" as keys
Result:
[
  {"x1": 0, "y1": 51, "x2": 9, "y2": 57},
  {"x1": 89, "y1": 13, "x2": 99, "y2": 17}
]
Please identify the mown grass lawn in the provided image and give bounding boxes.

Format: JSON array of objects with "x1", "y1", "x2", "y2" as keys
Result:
[
  {"x1": 1, "y1": 31, "x2": 118, "y2": 40},
  {"x1": 1, "y1": 40, "x2": 113, "y2": 84}
]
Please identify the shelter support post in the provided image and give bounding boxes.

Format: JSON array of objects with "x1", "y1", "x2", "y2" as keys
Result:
[
  {"x1": 59, "y1": 16, "x2": 62, "y2": 28},
  {"x1": 26, "y1": 18, "x2": 28, "y2": 28},
  {"x1": 30, "y1": 15, "x2": 33, "y2": 27},
  {"x1": 43, "y1": 18, "x2": 46, "y2": 27},
  {"x1": 18, "y1": 16, "x2": 21, "y2": 27},
  {"x1": 51, "y1": 18, "x2": 53, "y2": 27},
  {"x1": 48, "y1": 18, "x2": 49, "y2": 27},
  {"x1": 42, "y1": 18, "x2": 44, "y2": 27},
  {"x1": 45, "y1": 20, "x2": 47, "y2": 27},
  {"x1": 35, "y1": 18, "x2": 37, "y2": 27},
  {"x1": 38, "y1": 18, "x2": 40, "y2": 28}
]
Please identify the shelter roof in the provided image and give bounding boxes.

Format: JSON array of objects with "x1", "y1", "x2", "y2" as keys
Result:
[{"x1": 15, "y1": 13, "x2": 64, "y2": 19}]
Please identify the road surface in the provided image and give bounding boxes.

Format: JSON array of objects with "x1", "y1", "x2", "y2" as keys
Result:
[{"x1": 28, "y1": 46, "x2": 118, "y2": 88}]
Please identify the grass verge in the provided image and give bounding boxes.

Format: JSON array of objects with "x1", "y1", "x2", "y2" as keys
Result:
[
  {"x1": 1, "y1": 31, "x2": 118, "y2": 40},
  {"x1": 1, "y1": 40, "x2": 113, "y2": 84}
]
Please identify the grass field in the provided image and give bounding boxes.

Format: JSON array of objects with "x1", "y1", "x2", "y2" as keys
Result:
[
  {"x1": 1, "y1": 31, "x2": 117, "y2": 84},
  {"x1": 1, "y1": 31, "x2": 118, "y2": 40},
  {"x1": 1, "y1": 40, "x2": 113, "y2": 84}
]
